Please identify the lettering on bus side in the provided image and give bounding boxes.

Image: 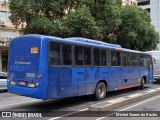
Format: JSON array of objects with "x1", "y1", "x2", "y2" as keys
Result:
[
  {"x1": 72, "y1": 68, "x2": 109, "y2": 81},
  {"x1": 10, "y1": 66, "x2": 33, "y2": 71}
]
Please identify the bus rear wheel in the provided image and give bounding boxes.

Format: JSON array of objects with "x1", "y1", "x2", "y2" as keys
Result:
[
  {"x1": 95, "y1": 82, "x2": 106, "y2": 100},
  {"x1": 140, "y1": 77, "x2": 145, "y2": 90}
]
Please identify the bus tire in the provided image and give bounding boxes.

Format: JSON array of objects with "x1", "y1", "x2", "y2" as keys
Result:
[
  {"x1": 95, "y1": 82, "x2": 106, "y2": 100},
  {"x1": 140, "y1": 77, "x2": 145, "y2": 90}
]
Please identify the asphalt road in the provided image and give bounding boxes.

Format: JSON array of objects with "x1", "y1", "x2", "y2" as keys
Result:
[
  {"x1": 93, "y1": 92, "x2": 160, "y2": 120},
  {"x1": 0, "y1": 83, "x2": 160, "y2": 120}
]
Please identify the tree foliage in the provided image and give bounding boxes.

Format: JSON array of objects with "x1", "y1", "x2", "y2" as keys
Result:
[
  {"x1": 61, "y1": 6, "x2": 101, "y2": 39},
  {"x1": 25, "y1": 16, "x2": 57, "y2": 35},
  {"x1": 116, "y1": 6, "x2": 159, "y2": 50},
  {"x1": 9, "y1": 0, "x2": 159, "y2": 50}
]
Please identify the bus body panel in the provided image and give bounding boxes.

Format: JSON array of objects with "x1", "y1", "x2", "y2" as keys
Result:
[
  {"x1": 7, "y1": 84, "x2": 46, "y2": 99},
  {"x1": 46, "y1": 67, "x2": 148, "y2": 99},
  {"x1": 8, "y1": 35, "x2": 48, "y2": 99}
]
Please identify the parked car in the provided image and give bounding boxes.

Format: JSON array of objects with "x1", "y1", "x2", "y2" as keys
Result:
[{"x1": 0, "y1": 72, "x2": 7, "y2": 91}]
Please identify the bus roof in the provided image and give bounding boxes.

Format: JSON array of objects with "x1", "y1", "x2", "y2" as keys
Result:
[
  {"x1": 64, "y1": 37, "x2": 122, "y2": 48},
  {"x1": 12, "y1": 34, "x2": 150, "y2": 55},
  {"x1": 146, "y1": 51, "x2": 160, "y2": 53},
  {"x1": 12, "y1": 34, "x2": 62, "y2": 41}
]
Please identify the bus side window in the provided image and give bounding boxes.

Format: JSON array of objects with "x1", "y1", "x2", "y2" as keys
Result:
[
  {"x1": 62, "y1": 44, "x2": 72, "y2": 65},
  {"x1": 84, "y1": 47, "x2": 91, "y2": 66},
  {"x1": 135, "y1": 54, "x2": 140, "y2": 67},
  {"x1": 143, "y1": 55, "x2": 148, "y2": 68},
  {"x1": 94, "y1": 48, "x2": 100, "y2": 66},
  {"x1": 147, "y1": 55, "x2": 152, "y2": 69},
  {"x1": 123, "y1": 52, "x2": 127, "y2": 66},
  {"x1": 131, "y1": 53, "x2": 136, "y2": 66},
  {"x1": 140, "y1": 54, "x2": 143, "y2": 66},
  {"x1": 111, "y1": 51, "x2": 116, "y2": 66},
  {"x1": 116, "y1": 52, "x2": 121, "y2": 66},
  {"x1": 126, "y1": 52, "x2": 130, "y2": 66},
  {"x1": 75, "y1": 46, "x2": 84, "y2": 66},
  {"x1": 49, "y1": 42, "x2": 61, "y2": 65},
  {"x1": 101, "y1": 49, "x2": 107, "y2": 66}
]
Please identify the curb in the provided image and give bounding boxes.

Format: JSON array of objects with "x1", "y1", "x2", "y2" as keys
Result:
[{"x1": 90, "y1": 88, "x2": 160, "y2": 111}]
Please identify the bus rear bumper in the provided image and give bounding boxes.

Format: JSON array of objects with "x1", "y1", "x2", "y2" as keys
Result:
[{"x1": 7, "y1": 84, "x2": 47, "y2": 99}]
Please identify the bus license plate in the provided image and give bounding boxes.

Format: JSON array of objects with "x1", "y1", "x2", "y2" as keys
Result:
[{"x1": 19, "y1": 81, "x2": 26, "y2": 85}]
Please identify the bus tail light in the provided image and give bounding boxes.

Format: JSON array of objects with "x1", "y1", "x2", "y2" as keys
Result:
[
  {"x1": 11, "y1": 81, "x2": 16, "y2": 85},
  {"x1": 28, "y1": 84, "x2": 35, "y2": 88},
  {"x1": 37, "y1": 74, "x2": 41, "y2": 79},
  {"x1": 36, "y1": 74, "x2": 41, "y2": 85}
]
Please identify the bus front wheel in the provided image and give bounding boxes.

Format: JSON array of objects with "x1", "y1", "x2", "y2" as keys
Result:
[
  {"x1": 95, "y1": 82, "x2": 106, "y2": 100},
  {"x1": 140, "y1": 77, "x2": 145, "y2": 90}
]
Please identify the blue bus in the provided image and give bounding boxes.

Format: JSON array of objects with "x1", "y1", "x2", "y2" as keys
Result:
[{"x1": 7, "y1": 34, "x2": 153, "y2": 100}]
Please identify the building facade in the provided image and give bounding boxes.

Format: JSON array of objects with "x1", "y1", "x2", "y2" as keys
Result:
[
  {"x1": 138, "y1": 0, "x2": 160, "y2": 49},
  {"x1": 0, "y1": 0, "x2": 23, "y2": 72},
  {"x1": 122, "y1": 0, "x2": 137, "y2": 5}
]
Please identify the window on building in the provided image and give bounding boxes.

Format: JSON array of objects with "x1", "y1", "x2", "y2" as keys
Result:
[
  {"x1": 0, "y1": 11, "x2": 7, "y2": 21},
  {"x1": 138, "y1": 0, "x2": 150, "y2": 6},
  {"x1": 145, "y1": 8, "x2": 150, "y2": 15},
  {"x1": 7, "y1": 12, "x2": 11, "y2": 22},
  {"x1": 0, "y1": 31, "x2": 16, "y2": 43}
]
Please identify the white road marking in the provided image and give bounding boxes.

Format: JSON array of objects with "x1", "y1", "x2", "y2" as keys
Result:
[
  {"x1": 48, "y1": 108, "x2": 89, "y2": 120},
  {"x1": 0, "y1": 100, "x2": 39, "y2": 109},
  {"x1": 96, "y1": 95, "x2": 160, "y2": 120}
]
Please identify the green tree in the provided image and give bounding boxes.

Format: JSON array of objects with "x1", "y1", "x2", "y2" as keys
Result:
[
  {"x1": 9, "y1": 0, "x2": 159, "y2": 50},
  {"x1": 116, "y1": 6, "x2": 159, "y2": 50},
  {"x1": 9, "y1": 0, "x2": 81, "y2": 27},
  {"x1": 81, "y1": 0, "x2": 121, "y2": 42},
  {"x1": 25, "y1": 16, "x2": 57, "y2": 35},
  {"x1": 61, "y1": 6, "x2": 101, "y2": 39}
]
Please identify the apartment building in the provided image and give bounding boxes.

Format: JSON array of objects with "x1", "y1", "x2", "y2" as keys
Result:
[
  {"x1": 138, "y1": 0, "x2": 160, "y2": 49},
  {"x1": 0, "y1": 0, "x2": 23, "y2": 72},
  {"x1": 122, "y1": 0, "x2": 137, "y2": 5}
]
